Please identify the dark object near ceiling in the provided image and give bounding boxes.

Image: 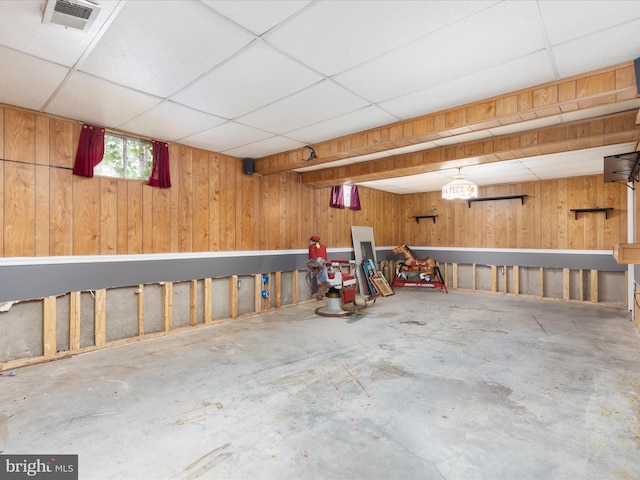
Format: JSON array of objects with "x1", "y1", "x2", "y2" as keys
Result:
[{"x1": 604, "y1": 151, "x2": 640, "y2": 184}]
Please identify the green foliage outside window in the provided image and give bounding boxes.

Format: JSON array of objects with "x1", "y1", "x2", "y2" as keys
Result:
[{"x1": 95, "y1": 133, "x2": 152, "y2": 180}]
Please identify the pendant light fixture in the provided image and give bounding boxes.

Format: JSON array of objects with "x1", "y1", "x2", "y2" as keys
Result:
[{"x1": 442, "y1": 168, "x2": 478, "y2": 200}]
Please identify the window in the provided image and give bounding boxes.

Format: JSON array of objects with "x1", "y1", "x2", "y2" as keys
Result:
[
  {"x1": 94, "y1": 133, "x2": 152, "y2": 180},
  {"x1": 330, "y1": 185, "x2": 361, "y2": 210}
]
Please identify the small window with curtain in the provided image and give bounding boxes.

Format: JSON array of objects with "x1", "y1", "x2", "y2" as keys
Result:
[
  {"x1": 94, "y1": 133, "x2": 153, "y2": 180},
  {"x1": 330, "y1": 185, "x2": 361, "y2": 210}
]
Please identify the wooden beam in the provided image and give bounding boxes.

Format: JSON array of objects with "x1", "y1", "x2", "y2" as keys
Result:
[
  {"x1": 580, "y1": 269, "x2": 585, "y2": 301},
  {"x1": 275, "y1": 271, "x2": 282, "y2": 308},
  {"x1": 264, "y1": 273, "x2": 272, "y2": 310},
  {"x1": 563, "y1": 268, "x2": 570, "y2": 301},
  {"x1": 229, "y1": 276, "x2": 238, "y2": 318},
  {"x1": 503, "y1": 265, "x2": 508, "y2": 294},
  {"x1": 95, "y1": 289, "x2": 106, "y2": 347},
  {"x1": 292, "y1": 270, "x2": 299, "y2": 305},
  {"x1": 163, "y1": 282, "x2": 173, "y2": 331},
  {"x1": 137, "y1": 285, "x2": 144, "y2": 336},
  {"x1": 190, "y1": 280, "x2": 197, "y2": 326},
  {"x1": 513, "y1": 266, "x2": 520, "y2": 295},
  {"x1": 203, "y1": 278, "x2": 212, "y2": 324},
  {"x1": 472, "y1": 264, "x2": 477, "y2": 291},
  {"x1": 539, "y1": 267, "x2": 544, "y2": 298},
  {"x1": 255, "y1": 63, "x2": 638, "y2": 175},
  {"x1": 43, "y1": 296, "x2": 56, "y2": 358},
  {"x1": 69, "y1": 291, "x2": 81, "y2": 351},
  {"x1": 491, "y1": 265, "x2": 498, "y2": 293},
  {"x1": 254, "y1": 274, "x2": 262, "y2": 313},
  {"x1": 453, "y1": 263, "x2": 458, "y2": 289},
  {"x1": 591, "y1": 269, "x2": 599, "y2": 303},
  {"x1": 301, "y1": 110, "x2": 640, "y2": 187}
]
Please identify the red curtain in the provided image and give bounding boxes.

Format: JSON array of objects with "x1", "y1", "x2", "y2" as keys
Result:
[
  {"x1": 350, "y1": 185, "x2": 361, "y2": 210},
  {"x1": 330, "y1": 185, "x2": 344, "y2": 208},
  {"x1": 148, "y1": 140, "x2": 171, "y2": 188},
  {"x1": 72, "y1": 124, "x2": 105, "y2": 178},
  {"x1": 330, "y1": 185, "x2": 361, "y2": 210}
]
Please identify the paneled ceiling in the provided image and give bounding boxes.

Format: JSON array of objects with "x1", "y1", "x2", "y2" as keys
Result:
[{"x1": 1, "y1": 0, "x2": 640, "y2": 194}]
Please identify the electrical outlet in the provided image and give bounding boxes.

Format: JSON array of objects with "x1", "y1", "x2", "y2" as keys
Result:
[{"x1": 237, "y1": 279, "x2": 242, "y2": 289}]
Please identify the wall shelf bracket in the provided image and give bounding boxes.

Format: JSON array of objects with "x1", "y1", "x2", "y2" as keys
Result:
[
  {"x1": 570, "y1": 207, "x2": 613, "y2": 220},
  {"x1": 413, "y1": 215, "x2": 438, "y2": 224},
  {"x1": 466, "y1": 194, "x2": 527, "y2": 208}
]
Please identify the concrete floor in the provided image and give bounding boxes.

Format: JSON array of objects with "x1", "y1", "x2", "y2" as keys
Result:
[{"x1": 2, "y1": 289, "x2": 640, "y2": 480}]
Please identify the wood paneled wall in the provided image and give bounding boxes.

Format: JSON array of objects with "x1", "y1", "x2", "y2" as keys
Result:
[
  {"x1": 0, "y1": 105, "x2": 398, "y2": 256},
  {"x1": 0, "y1": 104, "x2": 627, "y2": 258},
  {"x1": 398, "y1": 178, "x2": 627, "y2": 249}
]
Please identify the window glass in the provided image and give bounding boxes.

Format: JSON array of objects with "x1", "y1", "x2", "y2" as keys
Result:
[{"x1": 95, "y1": 133, "x2": 152, "y2": 180}]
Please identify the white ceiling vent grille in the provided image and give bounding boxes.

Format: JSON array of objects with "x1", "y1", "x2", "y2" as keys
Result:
[{"x1": 42, "y1": 0, "x2": 101, "y2": 32}]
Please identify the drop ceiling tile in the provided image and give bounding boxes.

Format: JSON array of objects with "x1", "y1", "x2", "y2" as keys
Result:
[
  {"x1": 180, "y1": 121, "x2": 273, "y2": 154},
  {"x1": 0, "y1": 0, "x2": 120, "y2": 67},
  {"x1": 550, "y1": 18, "x2": 640, "y2": 78},
  {"x1": 44, "y1": 72, "x2": 162, "y2": 127},
  {"x1": 0, "y1": 46, "x2": 69, "y2": 111},
  {"x1": 79, "y1": 0, "x2": 254, "y2": 97},
  {"x1": 118, "y1": 102, "x2": 226, "y2": 142},
  {"x1": 172, "y1": 42, "x2": 323, "y2": 119},
  {"x1": 333, "y1": 1, "x2": 544, "y2": 103},
  {"x1": 202, "y1": 0, "x2": 312, "y2": 35},
  {"x1": 380, "y1": 51, "x2": 554, "y2": 119},
  {"x1": 285, "y1": 105, "x2": 398, "y2": 144},
  {"x1": 237, "y1": 80, "x2": 369, "y2": 134},
  {"x1": 224, "y1": 136, "x2": 305, "y2": 159},
  {"x1": 539, "y1": 0, "x2": 640, "y2": 46},
  {"x1": 265, "y1": 0, "x2": 499, "y2": 76}
]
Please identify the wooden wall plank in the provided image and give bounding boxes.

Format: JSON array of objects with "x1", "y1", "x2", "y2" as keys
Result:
[
  {"x1": 127, "y1": 182, "x2": 143, "y2": 254},
  {"x1": 178, "y1": 146, "x2": 193, "y2": 252},
  {"x1": 100, "y1": 178, "x2": 118, "y2": 255},
  {"x1": 73, "y1": 176, "x2": 100, "y2": 255},
  {"x1": 34, "y1": 165, "x2": 50, "y2": 256},
  {"x1": 49, "y1": 119, "x2": 74, "y2": 168},
  {"x1": 0, "y1": 106, "x2": 4, "y2": 160},
  {"x1": 48, "y1": 168, "x2": 74, "y2": 255},
  {"x1": 209, "y1": 153, "x2": 221, "y2": 251},
  {"x1": 141, "y1": 184, "x2": 153, "y2": 254},
  {"x1": 4, "y1": 162, "x2": 35, "y2": 256},
  {"x1": 5, "y1": 109, "x2": 35, "y2": 163},
  {"x1": 0, "y1": 155, "x2": 3, "y2": 256},
  {"x1": 116, "y1": 180, "x2": 128, "y2": 254},
  {"x1": 192, "y1": 150, "x2": 210, "y2": 251},
  {"x1": 151, "y1": 186, "x2": 170, "y2": 253}
]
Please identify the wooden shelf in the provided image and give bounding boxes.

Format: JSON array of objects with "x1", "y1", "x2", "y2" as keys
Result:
[
  {"x1": 613, "y1": 243, "x2": 640, "y2": 264},
  {"x1": 413, "y1": 215, "x2": 438, "y2": 224},
  {"x1": 570, "y1": 207, "x2": 613, "y2": 220},
  {"x1": 466, "y1": 195, "x2": 527, "y2": 208}
]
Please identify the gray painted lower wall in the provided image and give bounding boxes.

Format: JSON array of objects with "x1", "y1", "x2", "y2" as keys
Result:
[{"x1": 0, "y1": 247, "x2": 624, "y2": 303}]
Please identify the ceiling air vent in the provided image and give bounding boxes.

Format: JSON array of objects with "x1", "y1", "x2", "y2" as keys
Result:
[{"x1": 42, "y1": 0, "x2": 101, "y2": 32}]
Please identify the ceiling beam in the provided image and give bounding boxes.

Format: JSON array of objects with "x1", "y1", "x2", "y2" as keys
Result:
[
  {"x1": 254, "y1": 61, "x2": 638, "y2": 176},
  {"x1": 300, "y1": 110, "x2": 640, "y2": 188}
]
